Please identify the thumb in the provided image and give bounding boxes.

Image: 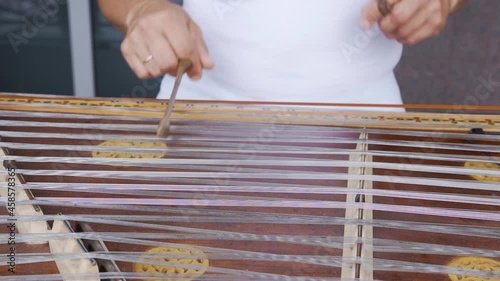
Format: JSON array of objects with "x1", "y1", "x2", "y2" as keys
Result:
[
  {"x1": 360, "y1": 0, "x2": 383, "y2": 29},
  {"x1": 189, "y1": 21, "x2": 214, "y2": 70},
  {"x1": 361, "y1": 0, "x2": 400, "y2": 28}
]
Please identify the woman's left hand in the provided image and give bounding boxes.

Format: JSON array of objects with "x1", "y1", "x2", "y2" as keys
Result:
[{"x1": 361, "y1": 0, "x2": 457, "y2": 45}]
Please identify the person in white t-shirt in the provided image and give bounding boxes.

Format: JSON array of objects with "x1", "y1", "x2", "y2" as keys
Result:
[{"x1": 98, "y1": 0, "x2": 467, "y2": 105}]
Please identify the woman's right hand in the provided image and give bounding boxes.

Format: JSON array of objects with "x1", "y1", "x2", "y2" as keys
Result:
[{"x1": 121, "y1": 0, "x2": 214, "y2": 80}]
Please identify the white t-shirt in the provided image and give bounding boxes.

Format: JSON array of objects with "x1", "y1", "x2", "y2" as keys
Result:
[{"x1": 158, "y1": 0, "x2": 403, "y2": 105}]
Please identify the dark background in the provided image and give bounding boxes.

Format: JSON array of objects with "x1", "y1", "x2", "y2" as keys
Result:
[
  {"x1": 0, "y1": 0, "x2": 498, "y2": 108},
  {"x1": 0, "y1": 0, "x2": 72, "y2": 95},
  {"x1": 395, "y1": 1, "x2": 500, "y2": 108}
]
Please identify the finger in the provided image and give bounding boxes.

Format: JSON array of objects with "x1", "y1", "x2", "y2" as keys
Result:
[
  {"x1": 121, "y1": 39, "x2": 150, "y2": 80},
  {"x1": 396, "y1": 1, "x2": 447, "y2": 44},
  {"x1": 393, "y1": 4, "x2": 433, "y2": 41},
  {"x1": 380, "y1": 0, "x2": 425, "y2": 36},
  {"x1": 440, "y1": 0, "x2": 451, "y2": 23},
  {"x1": 403, "y1": 16, "x2": 439, "y2": 45},
  {"x1": 360, "y1": 0, "x2": 380, "y2": 29},
  {"x1": 128, "y1": 51, "x2": 151, "y2": 80},
  {"x1": 161, "y1": 17, "x2": 202, "y2": 80},
  {"x1": 129, "y1": 27, "x2": 163, "y2": 78},
  {"x1": 147, "y1": 31, "x2": 180, "y2": 77},
  {"x1": 184, "y1": 26, "x2": 205, "y2": 80},
  {"x1": 360, "y1": 0, "x2": 400, "y2": 28},
  {"x1": 189, "y1": 21, "x2": 214, "y2": 70},
  {"x1": 437, "y1": 0, "x2": 450, "y2": 31}
]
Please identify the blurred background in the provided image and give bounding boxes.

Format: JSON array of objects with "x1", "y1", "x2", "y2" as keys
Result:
[{"x1": 0, "y1": 0, "x2": 499, "y2": 108}]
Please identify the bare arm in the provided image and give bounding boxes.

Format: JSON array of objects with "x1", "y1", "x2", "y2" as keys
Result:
[{"x1": 97, "y1": 0, "x2": 150, "y2": 33}]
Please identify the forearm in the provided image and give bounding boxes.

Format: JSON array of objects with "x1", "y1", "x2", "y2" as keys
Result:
[{"x1": 97, "y1": 0, "x2": 161, "y2": 32}]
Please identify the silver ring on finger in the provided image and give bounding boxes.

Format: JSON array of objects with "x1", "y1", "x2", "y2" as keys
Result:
[{"x1": 143, "y1": 54, "x2": 154, "y2": 64}]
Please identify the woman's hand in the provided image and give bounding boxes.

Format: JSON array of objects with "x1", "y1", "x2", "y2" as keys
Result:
[
  {"x1": 121, "y1": 0, "x2": 214, "y2": 80},
  {"x1": 360, "y1": 0, "x2": 466, "y2": 45}
]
